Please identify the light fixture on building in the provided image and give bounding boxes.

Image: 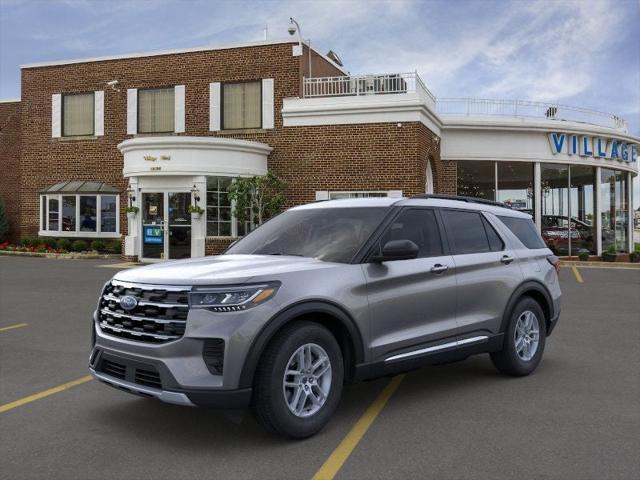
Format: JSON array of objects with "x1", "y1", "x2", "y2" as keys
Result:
[
  {"x1": 126, "y1": 187, "x2": 136, "y2": 206},
  {"x1": 288, "y1": 17, "x2": 311, "y2": 76},
  {"x1": 191, "y1": 184, "x2": 201, "y2": 203}
]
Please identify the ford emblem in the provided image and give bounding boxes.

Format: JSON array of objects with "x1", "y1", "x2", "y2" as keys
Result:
[{"x1": 119, "y1": 295, "x2": 138, "y2": 311}]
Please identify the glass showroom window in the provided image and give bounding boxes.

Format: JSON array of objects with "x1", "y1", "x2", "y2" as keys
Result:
[
  {"x1": 457, "y1": 161, "x2": 496, "y2": 200},
  {"x1": 138, "y1": 87, "x2": 175, "y2": 133},
  {"x1": 62, "y1": 92, "x2": 94, "y2": 136},
  {"x1": 601, "y1": 169, "x2": 629, "y2": 253},
  {"x1": 222, "y1": 81, "x2": 261, "y2": 130},
  {"x1": 541, "y1": 164, "x2": 570, "y2": 255},
  {"x1": 569, "y1": 165, "x2": 596, "y2": 254},
  {"x1": 497, "y1": 162, "x2": 534, "y2": 215},
  {"x1": 40, "y1": 194, "x2": 119, "y2": 237}
]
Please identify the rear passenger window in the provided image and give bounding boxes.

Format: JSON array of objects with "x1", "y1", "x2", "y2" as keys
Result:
[
  {"x1": 482, "y1": 217, "x2": 504, "y2": 252},
  {"x1": 441, "y1": 210, "x2": 490, "y2": 255},
  {"x1": 378, "y1": 209, "x2": 443, "y2": 258},
  {"x1": 498, "y1": 216, "x2": 546, "y2": 249}
]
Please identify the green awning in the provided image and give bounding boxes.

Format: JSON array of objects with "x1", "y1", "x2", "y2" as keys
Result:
[{"x1": 41, "y1": 181, "x2": 120, "y2": 194}]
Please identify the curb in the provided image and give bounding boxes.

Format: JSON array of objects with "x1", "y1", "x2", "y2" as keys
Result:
[
  {"x1": 560, "y1": 260, "x2": 640, "y2": 269},
  {"x1": 0, "y1": 251, "x2": 121, "y2": 260}
]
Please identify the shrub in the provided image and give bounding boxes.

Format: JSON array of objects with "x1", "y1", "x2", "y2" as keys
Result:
[
  {"x1": 21, "y1": 237, "x2": 36, "y2": 247},
  {"x1": 106, "y1": 240, "x2": 122, "y2": 254},
  {"x1": 38, "y1": 237, "x2": 56, "y2": 249},
  {"x1": 71, "y1": 240, "x2": 88, "y2": 252},
  {"x1": 90, "y1": 240, "x2": 106, "y2": 252},
  {"x1": 577, "y1": 250, "x2": 589, "y2": 261},
  {"x1": 57, "y1": 238, "x2": 73, "y2": 251}
]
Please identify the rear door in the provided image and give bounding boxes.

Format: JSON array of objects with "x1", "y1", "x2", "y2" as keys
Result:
[
  {"x1": 440, "y1": 208, "x2": 523, "y2": 337},
  {"x1": 362, "y1": 208, "x2": 457, "y2": 362}
]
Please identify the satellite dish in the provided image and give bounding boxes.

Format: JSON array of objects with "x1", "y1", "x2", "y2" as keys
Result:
[{"x1": 326, "y1": 50, "x2": 343, "y2": 67}]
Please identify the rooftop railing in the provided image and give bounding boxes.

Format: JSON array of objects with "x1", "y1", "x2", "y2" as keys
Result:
[
  {"x1": 301, "y1": 74, "x2": 627, "y2": 131},
  {"x1": 303, "y1": 72, "x2": 436, "y2": 103},
  {"x1": 437, "y1": 98, "x2": 628, "y2": 131}
]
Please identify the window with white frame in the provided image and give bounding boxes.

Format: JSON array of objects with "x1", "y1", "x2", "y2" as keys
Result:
[
  {"x1": 138, "y1": 87, "x2": 175, "y2": 133},
  {"x1": 222, "y1": 81, "x2": 261, "y2": 130},
  {"x1": 40, "y1": 194, "x2": 120, "y2": 237},
  {"x1": 62, "y1": 92, "x2": 94, "y2": 136},
  {"x1": 206, "y1": 176, "x2": 253, "y2": 237}
]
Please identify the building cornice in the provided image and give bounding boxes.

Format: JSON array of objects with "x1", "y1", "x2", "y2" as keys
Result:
[{"x1": 20, "y1": 38, "x2": 347, "y2": 75}]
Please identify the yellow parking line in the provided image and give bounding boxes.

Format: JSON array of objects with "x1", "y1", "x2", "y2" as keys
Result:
[
  {"x1": 0, "y1": 323, "x2": 28, "y2": 332},
  {"x1": 312, "y1": 374, "x2": 405, "y2": 480},
  {"x1": 571, "y1": 265, "x2": 584, "y2": 283},
  {"x1": 97, "y1": 262, "x2": 139, "y2": 269},
  {"x1": 0, "y1": 375, "x2": 93, "y2": 414}
]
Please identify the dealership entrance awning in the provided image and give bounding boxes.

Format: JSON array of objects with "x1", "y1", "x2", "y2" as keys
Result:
[{"x1": 40, "y1": 181, "x2": 120, "y2": 194}]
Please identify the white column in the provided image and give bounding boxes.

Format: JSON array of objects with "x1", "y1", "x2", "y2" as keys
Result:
[
  {"x1": 51, "y1": 94, "x2": 62, "y2": 138},
  {"x1": 126, "y1": 89, "x2": 138, "y2": 135},
  {"x1": 534, "y1": 162, "x2": 541, "y2": 234},
  {"x1": 595, "y1": 167, "x2": 602, "y2": 256},
  {"x1": 94, "y1": 91, "x2": 104, "y2": 136},
  {"x1": 628, "y1": 171, "x2": 634, "y2": 253},
  {"x1": 124, "y1": 177, "x2": 140, "y2": 258},
  {"x1": 174, "y1": 85, "x2": 185, "y2": 133},
  {"x1": 191, "y1": 175, "x2": 207, "y2": 258}
]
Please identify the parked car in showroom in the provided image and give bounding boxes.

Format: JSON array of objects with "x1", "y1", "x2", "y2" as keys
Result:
[{"x1": 90, "y1": 195, "x2": 561, "y2": 438}]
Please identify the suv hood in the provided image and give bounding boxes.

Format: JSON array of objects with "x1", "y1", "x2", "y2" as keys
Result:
[{"x1": 112, "y1": 254, "x2": 341, "y2": 286}]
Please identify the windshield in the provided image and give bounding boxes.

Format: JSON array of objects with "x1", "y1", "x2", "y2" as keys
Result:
[{"x1": 226, "y1": 207, "x2": 388, "y2": 263}]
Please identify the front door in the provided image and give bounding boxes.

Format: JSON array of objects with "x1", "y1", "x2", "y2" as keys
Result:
[
  {"x1": 141, "y1": 192, "x2": 191, "y2": 261},
  {"x1": 363, "y1": 208, "x2": 458, "y2": 362}
]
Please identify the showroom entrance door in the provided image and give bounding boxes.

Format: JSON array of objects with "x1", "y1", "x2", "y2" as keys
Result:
[{"x1": 141, "y1": 192, "x2": 191, "y2": 261}]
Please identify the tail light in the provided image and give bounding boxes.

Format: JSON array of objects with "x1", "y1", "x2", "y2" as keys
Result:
[{"x1": 547, "y1": 255, "x2": 561, "y2": 274}]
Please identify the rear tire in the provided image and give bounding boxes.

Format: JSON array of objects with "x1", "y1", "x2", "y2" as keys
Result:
[
  {"x1": 491, "y1": 297, "x2": 546, "y2": 376},
  {"x1": 251, "y1": 321, "x2": 344, "y2": 439}
]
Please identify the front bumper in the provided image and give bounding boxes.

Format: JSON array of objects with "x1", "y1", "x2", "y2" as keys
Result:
[{"x1": 89, "y1": 347, "x2": 252, "y2": 409}]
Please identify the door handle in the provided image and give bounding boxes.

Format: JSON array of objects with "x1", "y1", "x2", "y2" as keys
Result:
[
  {"x1": 430, "y1": 264, "x2": 449, "y2": 274},
  {"x1": 501, "y1": 255, "x2": 515, "y2": 265}
]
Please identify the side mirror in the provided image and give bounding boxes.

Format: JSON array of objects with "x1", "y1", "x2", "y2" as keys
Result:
[{"x1": 371, "y1": 239, "x2": 419, "y2": 263}]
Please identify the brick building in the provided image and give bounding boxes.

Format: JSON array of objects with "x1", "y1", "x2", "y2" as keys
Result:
[{"x1": 0, "y1": 38, "x2": 637, "y2": 260}]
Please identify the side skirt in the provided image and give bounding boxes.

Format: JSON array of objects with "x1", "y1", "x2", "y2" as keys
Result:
[{"x1": 353, "y1": 333, "x2": 504, "y2": 382}]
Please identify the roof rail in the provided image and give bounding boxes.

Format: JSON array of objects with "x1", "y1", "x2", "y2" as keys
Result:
[{"x1": 410, "y1": 194, "x2": 512, "y2": 209}]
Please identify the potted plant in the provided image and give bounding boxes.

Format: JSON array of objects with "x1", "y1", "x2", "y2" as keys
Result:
[
  {"x1": 630, "y1": 245, "x2": 640, "y2": 263},
  {"x1": 577, "y1": 249, "x2": 589, "y2": 261},
  {"x1": 603, "y1": 244, "x2": 618, "y2": 262},
  {"x1": 187, "y1": 204, "x2": 204, "y2": 219},
  {"x1": 126, "y1": 206, "x2": 139, "y2": 221}
]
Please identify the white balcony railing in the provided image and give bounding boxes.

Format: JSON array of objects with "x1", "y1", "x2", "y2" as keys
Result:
[
  {"x1": 303, "y1": 72, "x2": 436, "y2": 103},
  {"x1": 302, "y1": 74, "x2": 628, "y2": 131},
  {"x1": 437, "y1": 98, "x2": 628, "y2": 131}
]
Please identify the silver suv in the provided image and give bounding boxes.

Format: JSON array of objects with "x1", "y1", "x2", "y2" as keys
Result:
[{"x1": 90, "y1": 195, "x2": 561, "y2": 438}]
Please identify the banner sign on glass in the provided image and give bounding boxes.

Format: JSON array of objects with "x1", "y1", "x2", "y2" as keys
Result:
[{"x1": 144, "y1": 226, "x2": 163, "y2": 245}]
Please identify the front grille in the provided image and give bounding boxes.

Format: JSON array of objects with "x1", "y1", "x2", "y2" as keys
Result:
[
  {"x1": 102, "y1": 359, "x2": 126, "y2": 379},
  {"x1": 203, "y1": 339, "x2": 225, "y2": 375},
  {"x1": 97, "y1": 357, "x2": 163, "y2": 390},
  {"x1": 135, "y1": 368, "x2": 162, "y2": 389},
  {"x1": 98, "y1": 280, "x2": 190, "y2": 344}
]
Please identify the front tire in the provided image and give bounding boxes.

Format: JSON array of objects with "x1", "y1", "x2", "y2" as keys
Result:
[
  {"x1": 251, "y1": 321, "x2": 344, "y2": 438},
  {"x1": 490, "y1": 297, "x2": 546, "y2": 376}
]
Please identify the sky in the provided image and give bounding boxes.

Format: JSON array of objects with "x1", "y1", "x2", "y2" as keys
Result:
[{"x1": 1, "y1": 0, "x2": 639, "y2": 204}]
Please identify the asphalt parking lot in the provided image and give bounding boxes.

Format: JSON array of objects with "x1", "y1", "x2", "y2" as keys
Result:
[{"x1": 1, "y1": 256, "x2": 639, "y2": 480}]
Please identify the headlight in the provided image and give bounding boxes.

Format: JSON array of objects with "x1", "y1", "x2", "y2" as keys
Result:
[{"x1": 189, "y1": 283, "x2": 280, "y2": 312}]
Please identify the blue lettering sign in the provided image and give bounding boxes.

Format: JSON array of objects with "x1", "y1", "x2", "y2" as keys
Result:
[
  {"x1": 610, "y1": 141, "x2": 619, "y2": 159},
  {"x1": 548, "y1": 133, "x2": 565, "y2": 154},
  {"x1": 620, "y1": 143, "x2": 628, "y2": 161},
  {"x1": 570, "y1": 135, "x2": 578, "y2": 155},
  {"x1": 632, "y1": 144, "x2": 638, "y2": 162},
  {"x1": 144, "y1": 226, "x2": 163, "y2": 245},
  {"x1": 596, "y1": 138, "x2": 607, "y2": 157},
  {"x1": 580, "y1": 136, "x2": 593, "y2": 156}
]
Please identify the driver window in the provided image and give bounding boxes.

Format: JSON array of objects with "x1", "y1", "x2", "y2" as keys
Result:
[{"x1": 378, "y1": 209, "x2": 443, "y2": 258}]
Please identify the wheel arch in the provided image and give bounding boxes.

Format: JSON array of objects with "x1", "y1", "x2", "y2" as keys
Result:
[
  {"x1": 238, "y1": 301, "x2": 365, "y2": 388},
  {"x1": 501, "y1": 281, "x2": 554, "y2": 335}
]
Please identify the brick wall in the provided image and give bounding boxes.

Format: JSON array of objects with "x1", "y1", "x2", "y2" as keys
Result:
[
  {"x1": 15, "y1": 41, "x2": 443, "y2": 257},
  {"x1": 0, "y1": 101, "x2": 21, "y2": 241}
]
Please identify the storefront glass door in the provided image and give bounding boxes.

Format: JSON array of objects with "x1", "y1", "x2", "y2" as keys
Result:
[{"x1": 141, "y1": 192, "x2": 191, "y2": 261}]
